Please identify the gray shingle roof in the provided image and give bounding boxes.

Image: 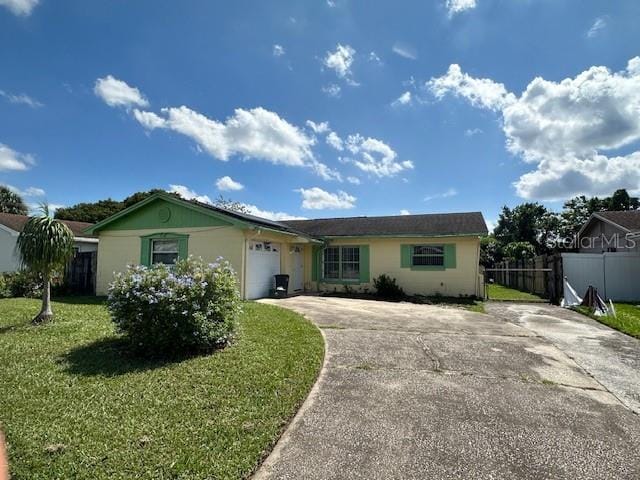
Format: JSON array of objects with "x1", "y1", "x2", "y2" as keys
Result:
[
  {"x1": 596, "y1": 211, "x2": 640, "y2": 232},
  {"x1": 0, "y1": 213, "x2": 96, "y2": 238},
  {"x1": 281, "y1": 212, "x2": 487, "y2": 237}
]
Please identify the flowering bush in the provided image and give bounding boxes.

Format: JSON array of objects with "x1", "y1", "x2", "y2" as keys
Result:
[{"x1": 108, "y1": 257, "x2": 241, "y2": 355}]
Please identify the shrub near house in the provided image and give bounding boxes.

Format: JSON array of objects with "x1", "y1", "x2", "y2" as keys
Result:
[{"x1": 108, "y1": 256, "x2": 241, "y2": 355}]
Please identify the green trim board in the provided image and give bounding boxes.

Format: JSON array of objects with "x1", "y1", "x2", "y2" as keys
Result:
[
  {"x1": 321, "y1": 233, "x2": 484, "y2": 239},
  {"x1": 140, "y1": 232, "x2": 189, "y2": 266}
]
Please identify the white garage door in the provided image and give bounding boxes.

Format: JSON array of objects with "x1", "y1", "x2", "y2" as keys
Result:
[{"x1": 246, "y1": 241, "x2": 281, "y2": 299}]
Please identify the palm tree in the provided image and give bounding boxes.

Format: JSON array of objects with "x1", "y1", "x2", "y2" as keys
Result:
[
  {"x1": 0, "y1": 185, "x2": 28, "y2": 215},
  {"x1": 16, "y1": 205, "x2": 74, "y2": 323}
]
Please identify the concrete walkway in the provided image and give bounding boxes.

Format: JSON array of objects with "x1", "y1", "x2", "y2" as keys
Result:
[{"x1": 254, "y1": 296, "x2": 640, "y2": 480}]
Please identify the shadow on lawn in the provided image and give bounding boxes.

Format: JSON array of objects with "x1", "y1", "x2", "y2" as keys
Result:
[
  {"x1": 52, "y1": 296, "x2": 107, "y2": 306},
  {"x1": 62, "y1": 336, "x2": 194, "y2": 377}
]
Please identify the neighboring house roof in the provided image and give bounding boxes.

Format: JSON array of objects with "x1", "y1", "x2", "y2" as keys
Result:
[
  {"x1": 281, "y1": 212, "x2": 488, "y2": 237},
  {"x1": 592, "y1": 211, "x2": 640, "y2": 233},
  {"x1": 0, "y1": 213, "x2": 97, "y2": 239}
]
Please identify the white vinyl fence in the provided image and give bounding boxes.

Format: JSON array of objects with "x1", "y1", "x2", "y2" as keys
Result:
[{"x1": 562, "y1": 252, "x2": 640, "y2": 301}]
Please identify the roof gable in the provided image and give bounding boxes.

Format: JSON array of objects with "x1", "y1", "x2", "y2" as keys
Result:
[
  {"x1": 86, "y1": 194, "x2": 235, "y2": 233},
  {"x1": 578, "y1": 210, "x2": 640, "y2": 237}
]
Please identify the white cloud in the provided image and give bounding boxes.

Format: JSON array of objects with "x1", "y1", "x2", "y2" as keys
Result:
[
  {"x1": 322, "y1": 83, "x2": 342, "y2": 98},
  {"x1": 424, "y1": 188, "x2": 458, "y2": 202},
  {"x1": 392, "y1": 42, "x2": 417, "y2": 60},
  {"x1": 132, "y1": 109, "x2": 166, "y2": 129},
  {"x1": 215, "y1": 176, "x2": 244, "y2": 191},
  {"x1": 242, "y1": 204, "x2": 306, "y2": 221},
  {"x1": 392, "y1": 91, "x2": 412, "y2": 107},
  {"x1": 445, "y1": 0, "x2": 477, "y2": 18},
  {"x1": 0, "y1": 0, "x2": 38, "y2": 16},
  {"x1": 345, "y1": 134, "x2": 414, "y2": 177},
  {"x1": 427, "y1": 64, "x2": 515, "y2": 112},
  {"x1": 28, "y1": 203, "x2": 63, "y2": 215},
  {"x1": 0, "y1": 90, "x2": 43, "y2": 108},
  {"x1": 273, "y1": 44, "x2": 285, "y2": 57},
  {"x1": 400, "y1": 209, "x2": 411, "y2": 215},
  {"x1": 326, "y1": 131, "x2": 344, "y2": 151},
  {"x1": 429, "y1": 57, "x2": 640, "y2": 200},
  {"x1": 368, "y1": 51, "x2": 382, "y2": 65},
  {"x1": 311, "y1": 160, "x2": 343, "y2": 182},
  {"x1": 323, "y1": 44, "x2": 356, "y2": 79},
  {"x1": 306, "y1": 120, "x2": 330, "y2": 134},
  {"x1": 94, "y1": 75, "x2": 149, "y2": 108},
  {"x1": 6, "y1": 185, "x2": 45, "y2": 197},
  {"x1": 134, "y1": 105, "x2": 315, "y2": 168},
  {"x1": 297, "y1": 187, "x2": 356, "y2": 210},
  {"x1": 464, "y1": 128, "x2": 483, "y2": 137},
  {"x1": 326, "y1": 0, "x2": 337, "y2": 6},
  {"x1": 346, "y1": 176, "x2": 361, "y2": 185},
  {"x1": 168, "y1": 185, "x2": 213, "y2": 204},
  {"x1": 0, "y1": 144, "x2": 33, "y2": 171},
  {"x1": 168, "y1": 184, "x2": 303, "y2": 220},
  {"x1": 587, "y1": 17, "x2": 607, "y2": 38}
]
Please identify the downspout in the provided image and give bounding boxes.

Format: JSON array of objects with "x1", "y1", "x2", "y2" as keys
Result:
[
  {"x1": 242, "y1": 236, "x2": 248, "y2": 300},
  {"x1": 475, "y1": 237, "x2": 481, "y2": 298}
]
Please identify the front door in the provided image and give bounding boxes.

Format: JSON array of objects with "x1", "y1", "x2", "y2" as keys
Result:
[{"x1": 291, "y1": 246, "x2": 304, "y2": 291}]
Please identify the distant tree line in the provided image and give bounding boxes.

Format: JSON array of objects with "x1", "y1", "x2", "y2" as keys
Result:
[{"x1": 482, "y1": 189, "x2": 639, "y2": 267}]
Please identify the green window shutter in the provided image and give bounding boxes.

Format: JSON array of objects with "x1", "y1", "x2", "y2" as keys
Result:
[
  {"x1": 140, "y1": 237, "x2": 151, "y2": 266},
  {"x1": 444, "y1": 244, "x2": 457, "y2": 269},
  {"x1": 178, "y1": 237, "x2": 189, "y2": 260},
  {"x1": 400, "y1": 244, "x2": 412, "y2": 268},
  {"x1": 359, "y1": 245, "x2": 370, "y2": 283},
  {"x1": 312, "y1": 246, "x2": 321, "y2": 281}
]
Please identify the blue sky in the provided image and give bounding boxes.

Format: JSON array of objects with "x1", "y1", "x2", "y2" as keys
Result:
[{"x1": 1, "y1": 0, "x2": 640, "y2": 227}]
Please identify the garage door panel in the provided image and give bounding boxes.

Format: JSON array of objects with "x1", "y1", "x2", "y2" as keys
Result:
[{"x1": 247, "y1": 241, "x2": 281, "y2": 299}]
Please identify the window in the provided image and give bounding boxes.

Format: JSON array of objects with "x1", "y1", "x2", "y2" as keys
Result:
[
  {"x1": 412, "y1": 245, "x2": 444, "y2": 267},
  {"x1": 341, "y1": 246, "x2": 360, "y2": 279},
  {"x1": 323, "y1": 247, "x2": 340, "y2": 279},
  {"x1": 323, "y1": 246, "x2": 360, "y2": 281},
  {"x1": 151, "y1": 239, "x2": 179, "y2": 265}
]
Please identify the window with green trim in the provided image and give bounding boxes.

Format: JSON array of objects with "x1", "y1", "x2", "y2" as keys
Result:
[
  {"x1": 323, "y1": 246, "x2": 360, "y2": 280},
  {"x1": 151, "y1": 239, "x2": 179, "y2": 265},
  {"x1": 412, "y1": 245, "x2": 444, "y2": 267}
]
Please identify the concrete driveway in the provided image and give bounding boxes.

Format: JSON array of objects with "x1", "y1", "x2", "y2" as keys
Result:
[{"x1": 254, "y1": 296, "x2": 640, "y2": 480}]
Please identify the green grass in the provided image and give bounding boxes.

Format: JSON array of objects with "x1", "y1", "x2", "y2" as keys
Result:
[
  {"x1": 574, "y1": 303, "x2": 640, "y2": 339},
  {"x1": 423, "y1": 296, "x2": 486, "y2": 313},
  {"x1": 0, "y1": 297, "x2": 324, "y2": 480},
  {"x1": 487, "y1": 284, "x2": 544, "y2": 302}
]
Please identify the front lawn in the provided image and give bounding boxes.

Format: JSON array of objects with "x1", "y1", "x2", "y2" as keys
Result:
[
  {"x1": 575, "y1": 303, "x2": 640, "y2": 339},
  {"x1": 0, "y1": 298, "x2": 324, "y2": 480},
  {"x1": 487, "y1": 284, "x2": 544, "y2": 302}
]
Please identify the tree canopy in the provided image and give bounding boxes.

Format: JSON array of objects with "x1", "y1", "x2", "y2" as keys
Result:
[
  {"x1": 54, "y1": 189, "x2": 165, "y2": 223},
  {"x1": 54, "y1": 190, "x2": 251, "y2": 223},
  {"x1": 0, "y1": 186, "x2": 29, "y2": 215},
  {"x1": 482, "y1": 189, "x2": 639, "y2": 267}
]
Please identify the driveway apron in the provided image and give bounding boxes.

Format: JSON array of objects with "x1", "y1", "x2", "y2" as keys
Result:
[{"x1": 254, "y1": 296, "x2": 640, "y2": 480}]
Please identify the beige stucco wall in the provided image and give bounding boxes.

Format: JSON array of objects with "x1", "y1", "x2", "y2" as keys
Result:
[
  {"x1": 95, "y1": 226, "x2": 246, "y2": 296},
  {"x1": 304, "y1": 236, "x2": 482, "y2": 297},
  {"x1": 95, "y1": 225, "x2": 313, "y2": 298}
]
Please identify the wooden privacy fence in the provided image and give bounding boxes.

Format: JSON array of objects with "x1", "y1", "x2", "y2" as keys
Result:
[{"x1": 485, "y1": 254, "x2": 563, "y2": 303}]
